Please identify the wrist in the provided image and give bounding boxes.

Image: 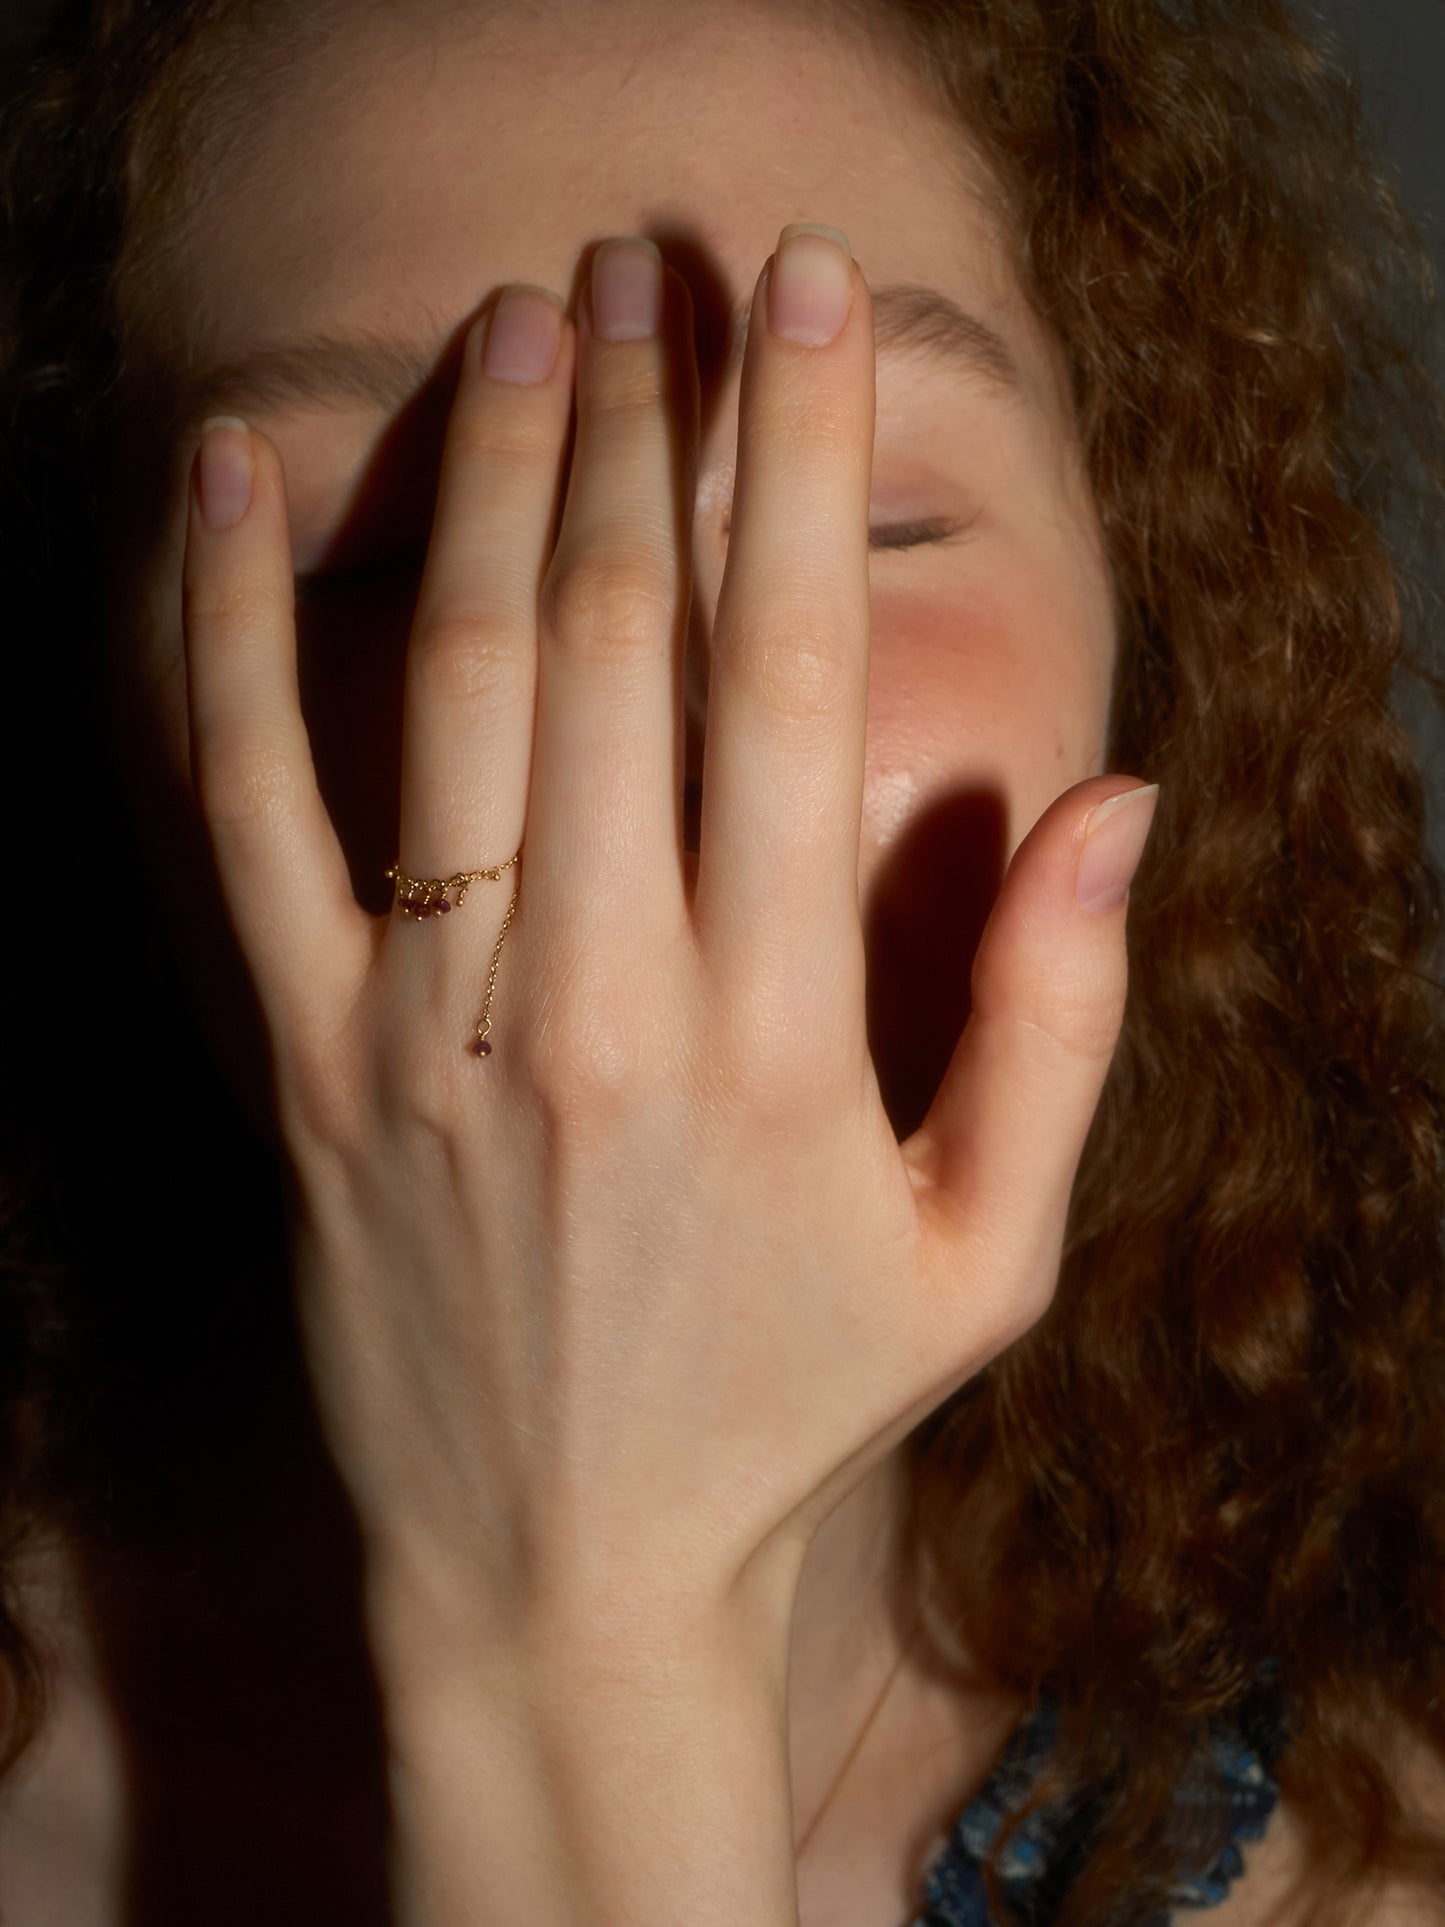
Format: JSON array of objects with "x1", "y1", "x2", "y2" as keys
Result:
[
  {"x1": 363, "y1": 1528, "x2": 806, "y2": 1711},
  {"x1": 370, "y1": 1579, "x2": 802, "y2": 1927},
  {"x1": 369, "y1": 1569, "x2": 797, "y2": 1763}
]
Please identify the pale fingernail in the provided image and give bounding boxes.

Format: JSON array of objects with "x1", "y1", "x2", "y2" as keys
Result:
[
  {"x1": 1076, "y1": 783, "x2": 1160, "y2": 912},
  {"x1": 483, "y1": 286, "x2": 565, "y2": 384},
  {"x1": 591, "y1": 238, "x2": 663, "y2": 342},
  {"x1": 197, "y1": 417, "x2": 253, "y2": 531},
  {"x1": 769, "y1": 222, "x2": 852, "y2": 345}
]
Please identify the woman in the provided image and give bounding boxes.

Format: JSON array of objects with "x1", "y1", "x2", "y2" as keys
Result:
[{"x1": 1, "y1": 0, "x2": 1443, "y2": 1921}]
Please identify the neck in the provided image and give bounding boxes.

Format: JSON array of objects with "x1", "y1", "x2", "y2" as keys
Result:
[
  {"x1": 783, "y1": 1447, "x2": 1029, "y2": 1896},
  {"x1": 785, "y1": 1448, "x2": 918, "y2": 1841}
]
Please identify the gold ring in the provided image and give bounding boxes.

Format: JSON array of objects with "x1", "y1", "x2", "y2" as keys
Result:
[{"x1": 384, "y1": 845, "x2": 522, "y2": 1056}]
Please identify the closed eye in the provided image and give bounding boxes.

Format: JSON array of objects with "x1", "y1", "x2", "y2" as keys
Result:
[
  {"x1": 293, "y1": 518, "x2": 970, "y2": 601},
  {"x1": 867, "y1": 517, "x2": 971, "y2": 553}
]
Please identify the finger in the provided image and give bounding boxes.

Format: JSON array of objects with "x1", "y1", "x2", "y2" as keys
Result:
[
  {"x1": 903, "y1": 777, "x2": 1161, "y2": 1360},
  {"x1": 694, "y1": 224, "x2": 874, "y2": 988},
  {"x1": 523, "y1": 241, "x2": 700, "y2": 949},
  {"x1": 397, "y1": 287, "x2": 576, "y2": 877},
  {"x1": 182, "y1": 418, "x2": 370, "y2": 1035}
]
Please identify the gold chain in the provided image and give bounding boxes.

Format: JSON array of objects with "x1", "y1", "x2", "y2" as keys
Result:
[{"x1": 384, "y1": 845, "x2": 522, "y2": 1057}]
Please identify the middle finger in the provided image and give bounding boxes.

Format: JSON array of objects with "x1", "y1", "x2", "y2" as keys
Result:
[{"x1": 523, "y1": 238, "x2": 701, "y2": 952}]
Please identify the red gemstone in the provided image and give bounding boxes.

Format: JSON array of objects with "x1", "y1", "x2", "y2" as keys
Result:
[
  {"x1": 473, "y1": 1037, "x2": 492, "y2": 1056},
  {"x1": 436, "y1": 898, "x2": 452, "y2": 913}
]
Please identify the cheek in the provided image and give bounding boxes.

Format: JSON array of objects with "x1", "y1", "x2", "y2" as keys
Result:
[
  {"x1": 854, "y1": 568, "x2": 1113, "y2": 1140},
  {"x1": 861, "y1": 562, "x2": 1113, "y2": 877}
]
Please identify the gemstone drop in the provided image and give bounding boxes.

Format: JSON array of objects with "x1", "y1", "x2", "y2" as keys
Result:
[
  {"x1": 436, "y1": 898, "x2": 452, "y2": 913},
  {"x1": 473, "y1": 1037, "x2": 492, "y2": 1057}
]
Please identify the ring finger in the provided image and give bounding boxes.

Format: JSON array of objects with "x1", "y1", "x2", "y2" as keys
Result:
[{"x1": 394, "y1": 283, "x2": 577, "y2": 900}]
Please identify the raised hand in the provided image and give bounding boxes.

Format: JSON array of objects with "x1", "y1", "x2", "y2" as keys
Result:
[{"x1": 180, "y1": 223, "x2": 1158, "y2": 1655}]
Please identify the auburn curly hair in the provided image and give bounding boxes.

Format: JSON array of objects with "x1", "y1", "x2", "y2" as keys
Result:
[{"x1": 3, "y1": 0, "x2": 1445, "y2": 1921}]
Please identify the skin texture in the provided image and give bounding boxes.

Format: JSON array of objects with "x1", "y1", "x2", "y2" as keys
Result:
[{"x1": 91, "y1": 0, "x2": 1121, "y2": 1916}]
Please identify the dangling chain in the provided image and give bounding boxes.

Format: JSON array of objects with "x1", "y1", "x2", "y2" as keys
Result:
[{"x1": 384, "y1": 846, "x2": 522, "y2": 1057}]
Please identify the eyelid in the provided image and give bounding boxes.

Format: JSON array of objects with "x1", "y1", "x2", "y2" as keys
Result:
[
  {"x1": 293, "y1": 516, "x2": 974, "y2": 602},
  {"x1": 868, "y1": 515, "x2": 971, "y2": 552}
]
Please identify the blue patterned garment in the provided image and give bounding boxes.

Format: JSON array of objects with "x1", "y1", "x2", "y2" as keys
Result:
[{"x1": 909, "y1": 1666, "x2": 1290, "y2": 1926}]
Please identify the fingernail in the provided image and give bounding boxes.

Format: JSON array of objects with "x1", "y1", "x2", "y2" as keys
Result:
[
  {"x1": 1075, "y1": 783, "x2": 1160, "y2": 912},
  {"x1": 197, "y1": 417, "x2": 253, "y2": 531},
  {"x1": 769, "y1": 222, "x2": 852, "y2": 345},
  {"x1": 591, "y1": 238, "x2": 662, "y2": 342},
  {"x1": 483, "y1": 286, "x2": 564, "y2": 384}
]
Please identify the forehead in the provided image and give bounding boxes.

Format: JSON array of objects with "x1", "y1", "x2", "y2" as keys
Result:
[{"x1": 131, "y1": 0, "x2": 1064, "y2": 415}]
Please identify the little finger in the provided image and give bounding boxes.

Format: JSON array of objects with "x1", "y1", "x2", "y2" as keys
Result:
[{"x1": 182, "y1": 418, "x2": 370, "y2": 1040}]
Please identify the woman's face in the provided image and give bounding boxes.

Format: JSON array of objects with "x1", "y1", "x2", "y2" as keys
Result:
[{"x1": 104, "y1": 0, "x2": 1117, "y2": 1142}]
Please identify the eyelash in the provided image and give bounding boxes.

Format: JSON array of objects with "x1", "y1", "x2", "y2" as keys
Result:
[{"x1": 293, "y1": 519, "x2": 965, "y2": 601}]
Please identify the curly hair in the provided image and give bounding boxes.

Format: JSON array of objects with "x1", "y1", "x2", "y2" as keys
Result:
[{"x1": 3, "y1": 0, "x2": 1445, "y2": 1920}]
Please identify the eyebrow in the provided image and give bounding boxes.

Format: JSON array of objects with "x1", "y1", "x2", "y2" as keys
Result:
[{"x1": 168, "y1": 282, "x2": 1022, "y2": 432}]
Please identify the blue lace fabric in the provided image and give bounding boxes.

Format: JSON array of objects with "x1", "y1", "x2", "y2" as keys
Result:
[{"x1": 909, "y1": 1663, "x2": 1292, "y2": 1926}]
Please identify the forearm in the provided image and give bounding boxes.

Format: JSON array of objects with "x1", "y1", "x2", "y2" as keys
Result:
[{"x1": 371, "y1": 1585, "x2": 803, "y2": 1927}]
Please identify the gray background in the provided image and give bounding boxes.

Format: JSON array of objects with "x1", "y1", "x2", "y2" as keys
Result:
[
  {"x1": 1325, "y1": 0, "x2": 1445, "y2": 246},
  {"x1": 1317, "y1": 0, "x2": 1445, "y2": 853}
]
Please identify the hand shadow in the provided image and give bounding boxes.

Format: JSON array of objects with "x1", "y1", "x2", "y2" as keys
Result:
[{"x1": 864, "y1": 785, "x2": 1007, "y2": 1148}]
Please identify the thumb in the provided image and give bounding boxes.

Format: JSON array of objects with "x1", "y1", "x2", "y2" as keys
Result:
[{"x1": 902, "y1": 775, "x2": 1160, "y2": 1336}]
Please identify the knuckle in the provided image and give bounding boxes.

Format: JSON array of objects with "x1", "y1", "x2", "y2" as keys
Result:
[
  {"x1": 279, "y1": 1048, "x2": 367, "y2": 1164},
  {"x1": 184, "y1": 574, "x2": 270, "y2": 637},
  {"x1": 748, "y1": 380, "x2": 865, "y2": 459},
  {"x1": 408, "y1": 607, "x2": 526, "y2": 708},
  {"x1": 1011, "y1": 986, "x2": 1129, "y2": 1073},
  {"x1": 510, "y1": 967, "x2": 672, "y2": 1130},
  {"x1": 972, "y1": 947, "x2": 1129, "y2": 1073},
  {"x1": 583, "y1": 368, "x2": 666, "y2": 429},
  {"x1": 981, "y1": 1270, "x2": 1059, "y2": 1363},
  {"x1": 934, "y1": 1239, "x2": 1064, "y2": 1375},
  {"x1": 376, "y1": 1049, "x2": 471, "y2": 1149},
  {"x1": 542, "y1": 549, "x2": 675, "y2": 663},
  {"x1": 721, "y1": 606, "x2": 850, "y2": 725},
  {"x1": 193, "y1": 734, "x2": 296, "y2": 831},
  {"x1": 711, "y1": 997, "x2": 840, "y2": 1135},
  {"x1": 1020, "y1": 1266, "x2": 1062, "y2": 1336},
  {"x1": 515, "y1": 1013, "x2": 646, "y2": 1130},
  {"x1": 451, "y1": 409, "x2": 560, "y2": 469}
]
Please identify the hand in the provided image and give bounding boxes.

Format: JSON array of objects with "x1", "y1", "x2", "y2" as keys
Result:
[{"x1": 180, "y1": 226, "x2": 1158, "y2": 1650}]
